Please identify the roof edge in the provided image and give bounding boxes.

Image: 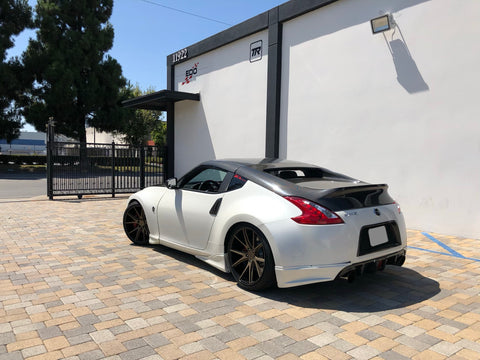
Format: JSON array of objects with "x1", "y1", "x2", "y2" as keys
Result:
[{"x1": 122, "y1": 90, "x2": 200, "y2": 110}]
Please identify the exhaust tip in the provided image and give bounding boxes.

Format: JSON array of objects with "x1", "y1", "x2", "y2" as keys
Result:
[
  {"x1": 347, "y1": 271, "x2": 356, "y2": 283},
  {"x1": 340, "y1": 270, "x2": 356, "y2": 283},
  {"x1": 396, "y1": 255, "x2": 406, "y2": 266}
]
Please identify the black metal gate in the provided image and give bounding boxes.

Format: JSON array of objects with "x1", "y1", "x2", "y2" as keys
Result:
[{"x1": 47, "y1": 141, "x2": 166, "y2": 199}]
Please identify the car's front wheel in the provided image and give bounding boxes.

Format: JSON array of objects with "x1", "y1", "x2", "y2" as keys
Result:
[
  {"x1": 227, "y1": 224, "x2": 276, "y2": 291},
  {"x1": 123, "y1": 201, "x2": 150, "y2": 245}
]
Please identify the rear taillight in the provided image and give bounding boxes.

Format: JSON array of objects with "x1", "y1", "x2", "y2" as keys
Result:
[
  {"x1": 394, "y1": 202, "x2": 402, "y2": 214},
  {"x1": 284, "y1": 196, "x2": 344, "y2": 225}
]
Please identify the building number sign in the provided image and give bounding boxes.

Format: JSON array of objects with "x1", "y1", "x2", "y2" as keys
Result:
[{"x1": 173, "y1": 48, "x2": 188, "y2": 63}]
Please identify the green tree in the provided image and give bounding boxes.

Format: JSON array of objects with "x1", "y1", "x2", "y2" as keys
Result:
[
  {"x1": 151, "y1": 116, "x2": 166, "y2": 147},
  {"x1": 0, "y1": 0, "x2": 33, "y2": 142},
  {"x1": 122, "y1": 84, "x2": 165, "y2": 147},
  {"x1": 21, "y1": 0, "x2": 126, "y2": 144}
]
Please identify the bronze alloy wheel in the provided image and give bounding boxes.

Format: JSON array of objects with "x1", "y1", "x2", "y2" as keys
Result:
[
  {"x1": 123, "y1": 201, "x2": 150, "y2": 245},
  {"x1": 227, "y1": 224, "x2": 275, "y2": 291}
]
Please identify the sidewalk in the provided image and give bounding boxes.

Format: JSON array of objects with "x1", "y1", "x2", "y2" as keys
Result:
[
  {"x1": 0, "y1": 170, "x2": 46, "y2": 200},
  {"x1": 0, "y1": 196, "x2": 479, "y2": 359}
]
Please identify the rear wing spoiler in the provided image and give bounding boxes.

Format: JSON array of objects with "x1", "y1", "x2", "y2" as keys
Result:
[{"x1": 317, "y1": 184, "x2": 394, "y2": 211}]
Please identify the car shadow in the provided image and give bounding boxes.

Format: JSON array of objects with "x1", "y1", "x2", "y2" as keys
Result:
[
  {"x1": 144, "y1": 244, "x2": 440, "y2": 312},
  {"x1": 148, "y1": 244, "x2": 234, "y2": 281},
  {"x1": 259, "y1": 266, "x2": 441, "y2": 312}
]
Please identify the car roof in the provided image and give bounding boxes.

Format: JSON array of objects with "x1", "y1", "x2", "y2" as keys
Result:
[
  {"x1": 199, "y1": 158, "x2": 332, "y2": 197},
  {"x1": 200, "y1": 158, "x2": 368, "y2": 199},
  {"x1": 194, "y1": 159, "x2": 384, "y2": 210},
  {"x1": 201, "y1": 158, "x2": 317, "y2": 172}
]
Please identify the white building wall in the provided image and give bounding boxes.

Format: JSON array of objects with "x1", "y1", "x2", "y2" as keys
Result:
[
  {"x1": 281, "y1": 0, "x2": 480, "y2": 238},
  {"x1": 86, "y1": 127, "x2": 125, "y2": 144},
  {"x1": 174, "y1": 31, "x2": 269, "y2": 177}
]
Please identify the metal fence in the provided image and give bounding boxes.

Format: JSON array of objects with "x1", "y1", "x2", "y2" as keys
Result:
[{"x1": 47, "y1": 141, "x2": 166, "y2": 199}]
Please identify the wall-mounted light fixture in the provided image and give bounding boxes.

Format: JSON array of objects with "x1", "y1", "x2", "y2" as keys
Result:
[{"x1": 371, "y1": 14, "x2": 391, "y2": 34}]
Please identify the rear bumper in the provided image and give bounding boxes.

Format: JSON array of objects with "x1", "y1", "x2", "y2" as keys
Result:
[
  {"x1": 275, "y1": 248, "x2": 406, "y2": 288},
  {"x1": 336, "y1": 248, "x2": 406, "y2": 278}
]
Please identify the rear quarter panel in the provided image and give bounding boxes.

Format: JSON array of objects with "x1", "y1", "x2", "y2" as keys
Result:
[{"x1": 206, "y1": 181, "x2": 300, "y2": 257}]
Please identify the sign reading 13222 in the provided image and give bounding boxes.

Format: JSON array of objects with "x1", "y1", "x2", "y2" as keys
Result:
[{"x1": 173, "y1": 48, "x2": 188, "y2": 63}]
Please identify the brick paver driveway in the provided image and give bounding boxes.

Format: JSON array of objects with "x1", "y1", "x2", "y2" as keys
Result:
[{"x1": 1, "y1": 196, "x2": 479, "y2": 359}]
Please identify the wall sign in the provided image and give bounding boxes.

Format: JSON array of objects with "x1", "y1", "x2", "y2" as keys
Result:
[
  {"x1": 173, "y1": 48, "x2": 188, "y2": 64},
  {"x1": 182, "y1": 62, "x2": 199, "y2": 85},
  {"x1": 250, "y1": 40, "x2": 263, "y2": 62}
]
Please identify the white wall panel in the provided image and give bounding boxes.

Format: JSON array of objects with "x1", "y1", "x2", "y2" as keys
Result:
[
  {"x1": 174, "y1": 31, "x2": 268, "y2": 177},
  {"x1": 282, "y1": 0, "x2": 480, "y2": 238}
]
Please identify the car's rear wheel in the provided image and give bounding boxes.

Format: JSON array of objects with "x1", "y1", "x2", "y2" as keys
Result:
[
  {"x1": 123, "y1": 201, "x2": 149, "y2": 245},
  {"x1": 227, "y1": 224, "x2": 276, "y2": 291}
]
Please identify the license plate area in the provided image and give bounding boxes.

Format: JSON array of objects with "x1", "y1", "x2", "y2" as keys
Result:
[
  {"x1": 358, "y1": 221, "x2": 401, "y2": 256},
  {"x1": 369, "y1": 226, "x2": 388, "y2": 246}
]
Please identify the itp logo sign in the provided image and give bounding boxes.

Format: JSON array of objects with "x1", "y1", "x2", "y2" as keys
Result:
[{"x1": 182, "y1": 62, "x2": 199, "y2": 85}]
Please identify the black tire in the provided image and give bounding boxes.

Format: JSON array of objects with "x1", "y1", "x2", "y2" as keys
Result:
[
  {"x1": 227, "y1": 224, "x2": 276, "y2": 291},
  {"x1": 123, "y1": 201, "x2": 150, "y2": 245}
]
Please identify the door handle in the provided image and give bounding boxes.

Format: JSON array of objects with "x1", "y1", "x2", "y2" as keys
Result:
[{"x1": 209, "y1": 198, "x2": 223, "y2": 215}]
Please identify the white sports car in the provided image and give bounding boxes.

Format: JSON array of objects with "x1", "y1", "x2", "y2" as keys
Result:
[{"x1": 123, "y1": 159, "x2": 406, "y2": 291}]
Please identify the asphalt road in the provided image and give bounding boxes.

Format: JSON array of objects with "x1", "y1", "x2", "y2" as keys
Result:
[{"x1": 0, "y1": 171, "x2": 47, "y2": 199}]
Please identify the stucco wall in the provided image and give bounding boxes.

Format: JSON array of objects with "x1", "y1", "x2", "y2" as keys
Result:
[
  {"x1": 174, "y1": 31, "x2": 269, "y2": 177},
  {"x1": 281, "y1": 0, "x2": 480, "y2": 238},
  {"x1": 86, "y1": 127, "x2": 125, "y2": 144}
]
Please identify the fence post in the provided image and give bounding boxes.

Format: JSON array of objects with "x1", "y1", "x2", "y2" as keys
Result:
[
  {"x1": 46, "y1": 119, "x2": 54, "y2": 200},
  {"x1": 111, "y1": 141, "x2": 116, "y2": 198},
  {"x1": 140, "y1": 146, "x2": 145, "y2": 189},
  {"x1": 163, "y1": 146, "x2": 168, "y2": 184}
]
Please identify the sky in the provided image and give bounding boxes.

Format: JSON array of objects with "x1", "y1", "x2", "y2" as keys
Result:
[{"x1": 8, "y1": 0, "x2": 289, "y2": 131}]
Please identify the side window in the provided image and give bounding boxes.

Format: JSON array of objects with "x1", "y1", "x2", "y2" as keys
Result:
[
  {"x1": 181, "y1": 167, "x2": 227, "y2": 193},
  {"x1": 227, "y1": 174, "x2": 247, "y2": 191}
]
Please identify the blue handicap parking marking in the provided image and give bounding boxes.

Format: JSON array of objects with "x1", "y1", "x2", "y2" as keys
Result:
[
  {"x1": 421, "y1": 232, "x2": 465, "y2": 258},
  {"x1": 406, "y1": 232, "x2": 480, "y2": 262}
]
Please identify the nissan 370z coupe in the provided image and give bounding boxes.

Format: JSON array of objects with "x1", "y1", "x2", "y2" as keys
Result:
[{"x1": 123, "y1": 159, "x2": 407, "y2": 291}]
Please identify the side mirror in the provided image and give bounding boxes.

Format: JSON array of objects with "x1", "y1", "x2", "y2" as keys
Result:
[{"x1": 166, "y1": 177, "x2": 178, "y2": 189}]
